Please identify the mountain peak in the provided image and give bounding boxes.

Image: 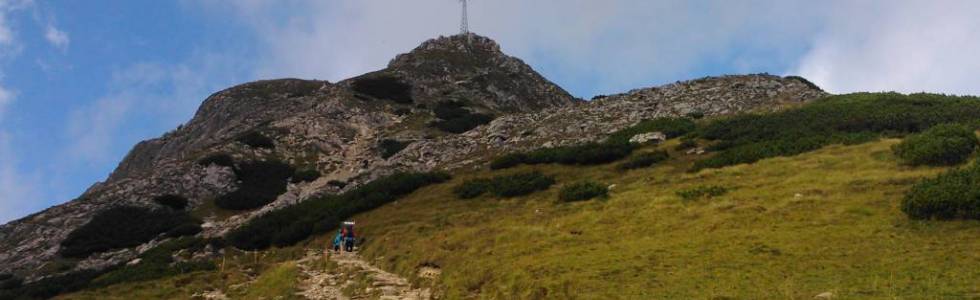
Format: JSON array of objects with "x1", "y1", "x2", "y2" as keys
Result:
[{"x1": 383, "y1": 33, "x2": 578, "y2": 112}]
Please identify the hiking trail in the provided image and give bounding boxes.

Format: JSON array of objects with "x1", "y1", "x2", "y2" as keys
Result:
[{"x1": 296, "y1": 248, "x2": 432, "y2": 300}]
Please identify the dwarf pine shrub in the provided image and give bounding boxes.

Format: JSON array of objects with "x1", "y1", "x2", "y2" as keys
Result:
[
  {"x1": 618, "y1": 150, "x2": 669, "y2": 170},
  {"x1": 227, "y1": 172, "x2": 450, "y2": 250},
  {"x1": 902, "y1": 163, "x2": 980, "y2": 220},
  {"x1": 559, "y1": 181, "x2": 608, "y2": 202},
  {"x1": 892, "y1": 123, "x2": 978, "y2": 166}
]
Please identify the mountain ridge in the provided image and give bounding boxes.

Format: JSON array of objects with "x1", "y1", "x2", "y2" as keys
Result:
[{"x1": 0, "y1": 33, "x2": 826, "y2": 282}]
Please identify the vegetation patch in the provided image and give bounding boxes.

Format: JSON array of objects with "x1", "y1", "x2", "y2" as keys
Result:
[
  {"x1": 607, "y1": 117, "x2": 697, "y2": 144},
  {"x1": 902, "y1": 163, "x2": 980, "y2": 220},
  {"x1": 0, "y1": 275, "x2": 21, "y2": 290},
  {"x1": 379, "y1": 139, "x2": 411, "y2": 159},
  {"x1": 429, "y1": 101, "x2": 494, "y2": 133},
  {"x1": 241, "y1": 262, "x2": 301, "y2": 299},
  {"x1": 691, "y1": 93, "x2": 980, "y2": 171},
  {"x1": 892, "y1": 123, "x2": 978, "y2": 166},
  {"x1": 491, "y1": 117, "x2": 695, "y2": 170},
  {"x1": 785, "y1": 75, "x2": 824, "y2": 92},
  {"x1": 224, "y1": 79, "x2": 322, "y2": 99},
  {"x1": 197, "y1": 153, "x2": 234, "y2": 168},
  {"x1": 618, "y1": 150, "x2": 669, "y2": 170},
  {"x1": 0, "y1": 269, "x2": 106, "y2": 300},
  {"x1": 291, "y1": 169, "x2": 322, "y2": 184},
  {"x1": 214, "y1": 160, "x2": 295, "y2": 211},
  {"x1": 558, "y1": 181, "x2": 608, "y2": 202},
  {"x1": 59, "y1": 206, "x2": 201, "y2": 258},
  {"x1": 351, "y1": 75, "x2": 414, "y2": 104},
  {"x1": 490, "y1": 142, "x2": 635, "y2": 170},
  {"x1": 453, "y1": 171, "x2": 556, "y2": 199},
  {"x1": 676, "y1": 185, "x2": 729, "y2": 201},
  {"x1": 89, "y1": 237, "x2": 215, "y2": 288},
  {"x1": 153, "y1": 194, "x2": 189, "y2": 210},
  {"x1": 227, "y1": 172, "x2": 451, "y2": 250},
  {"x1": 237, "y1": 131, "x2": 275, "y2": 149}
]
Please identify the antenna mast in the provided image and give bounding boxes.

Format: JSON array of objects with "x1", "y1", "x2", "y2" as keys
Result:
[{"x1": 459, "y1": 0, "x2": 469, "y2": 35}]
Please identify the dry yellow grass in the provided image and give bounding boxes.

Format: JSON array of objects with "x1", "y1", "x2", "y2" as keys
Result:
[
  {"x1": 355, "y1": 139, "x2": 980, "y2": 299},
  {"x1": 59, "y1": 139, "x2": 980, "y2": 299}
]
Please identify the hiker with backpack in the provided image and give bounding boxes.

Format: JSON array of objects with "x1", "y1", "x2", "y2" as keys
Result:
[
  {"x1": 343, "y1": 221, "x2": 356, "y2": 252},
  {"x1": 332, "y1": 229, "x2": 343, "y2": 253}
]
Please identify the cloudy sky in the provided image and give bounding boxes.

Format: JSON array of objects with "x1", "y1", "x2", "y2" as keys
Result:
[{"x1": 1, "y1": 0, "x2": 979, "y2": 223}]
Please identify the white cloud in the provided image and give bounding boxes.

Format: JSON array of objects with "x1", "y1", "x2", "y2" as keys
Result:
[
  {"x1": 792, "y1": 1, "x2": 980, "y2": 95},
  {"x1": 0, "y1": 83, "x2": 11, "y2": 120},
  {"x1": 44, "y1": 24, "x2": 68, "y2": 51},
  {"x1": 64, "y1": 54, "x2": 246, "y2": 165},
  {"x1": 0, "y1": 130, "x2": 42, "y2": 224},
  {"x1": 199, "y1": 0, "x2": 825, "y2": 97}
]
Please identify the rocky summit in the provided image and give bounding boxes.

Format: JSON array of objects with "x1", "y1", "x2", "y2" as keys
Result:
[{"x1": 0, "y1": 34, "x2": 825, "y2": 282}]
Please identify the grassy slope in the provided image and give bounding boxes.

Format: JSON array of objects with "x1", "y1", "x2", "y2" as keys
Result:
[
  {"x1": 58, "y1": 139, "x2": 980, "y2": 299},
  {"x1": 58, "y1": 247, "x2": 307, "y2": 299},
  {"x1": 355, "y1": 139, "x2": 980, "y2": 299}
]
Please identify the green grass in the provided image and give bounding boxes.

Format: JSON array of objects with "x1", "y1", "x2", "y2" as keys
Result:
[
  {"x1": 353, "y1": 139, "x2": 980, "y2": 299},
  {"x1": 240, "y1": 262, "x2": 302, "y2": 299},
  {"x1": 55, "y1": 138, "x2": 980, "y2": 299}
]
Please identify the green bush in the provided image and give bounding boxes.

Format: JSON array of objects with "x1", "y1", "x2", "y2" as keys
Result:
[
  {"x1": 491, "y1": 142, "x2": 636, "y2": 170},
  {"x1": 165, "y1": 223, "x2": 202, "y2": 238},
  {"x1": 89, "y1": 237, "x2": 215, "y2": 288},
  {"x1": 428, "y1": 101, "x2": 494, "y2": 133},
  {"x1": 453, "y1": 179, "x2": 492, "y2": 199},
  {"x1": 902, "y1": 164, "x2": 980, "y2": 220},
  {"x1": 197, "y1": 153, "x2": 234, "y2": 167},
  {"x1": 291, "y1": 169, "x2": 321, "y2": 184},
  {"x1": 0, "y1": 275, "x2": 21, "y2": 290},
  {"x1": 379, "y1": 139, "x2": 411, "y2": 159},
  {"x1": 215, "y1": 160, "x2": 295, "y2": 210},
  {"x1": 892, "y1": 123, "x2": 978, "y2": 166},
  {"x1": 489, "y1": 172, "x2": 556, "y2": 198},
  {"x1": 237, "y1": 131, "x2": 275, "y2": 149},
  {"x1": 351, "y1": 75, "x2": 414, "y2": 104},
  {"x1": 618, "y1": 150, "x2": 669, "y2": 170},
  {"x1": 0, "y1": 269, "x2": 105, "y2": 300},
  {"x1": 433, "y1": 101, "x2": 470, "y2": 120},
  {"x1": 59, "y1": 206, "x2": 201, "y2": 258},
  {"x1": 785, "y1": 75, "x2": 824, "y2": 92},
  {"x1": 453, "y1": 172, "x2": 555, "y2": 199},
  {"x1": 227, "y1": 172, "x2": 450, "y2": 250},
  {"x1": 685, "y1": 111, "x2": 706, "y2": 119},
  {"x1": 153, "y1": 194, "x2": 188, "y2": 210},
  {"x1": 559, "y1": 181, "x2": 608, "y2": 202},
  {"x1": 675, "y1": 138, "x2": 698, "y2": 151},
  {"x1": 691, "y1": 93, "x2": 980, "y2": 171},
  {"x1": 677, "y1": 185, "x2": 729, "y2": 201},
  {"x1": 489, "y1": 153, "x2": 528, "y2": 170}
]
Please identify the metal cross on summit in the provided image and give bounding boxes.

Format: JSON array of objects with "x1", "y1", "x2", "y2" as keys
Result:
[{"x1": 459, "y1": 0, "x2": 469, "y2": 35}]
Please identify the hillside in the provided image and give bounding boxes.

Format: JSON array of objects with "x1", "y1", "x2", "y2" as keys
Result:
[
  {"x1": 57, "y1": 130, "x2": 980, "y2": 299},
  {"x1": 3, "y1": 33, "x2": 980, "y2": 299},
  {"x1": 0, "y1": 33, "x2": 822, "y2": 286}
]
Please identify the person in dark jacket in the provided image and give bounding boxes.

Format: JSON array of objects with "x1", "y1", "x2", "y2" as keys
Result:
[
  {"x1": 343, "y1": 224, "x2": 356, "y2": 252},
  {"x1": 332, "y1": 229, "x2": 343, "y2": 252}
]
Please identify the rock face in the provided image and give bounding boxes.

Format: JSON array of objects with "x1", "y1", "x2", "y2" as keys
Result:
[{"x1": 0, "y1": 34, "x2": 827, "y2": 281}]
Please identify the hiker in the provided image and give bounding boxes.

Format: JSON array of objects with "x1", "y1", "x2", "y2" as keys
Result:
[
  {"x1": 332, "y1": 229, "x2": 343, "y2": 253},
  {"x1": 343, "y1": 221, "x2": 356, "y2": 252}
]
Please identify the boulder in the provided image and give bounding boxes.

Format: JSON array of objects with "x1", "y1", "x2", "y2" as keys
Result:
[{"x1": 629, "y1": 132, "x2": 667, "y2": 144}]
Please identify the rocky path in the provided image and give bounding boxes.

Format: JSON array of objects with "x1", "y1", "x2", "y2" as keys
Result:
[{"x1": 296, "y1": 249, "x2": 431, "y2": 300}]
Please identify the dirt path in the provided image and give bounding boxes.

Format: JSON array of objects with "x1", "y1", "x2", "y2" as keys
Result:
[{"x1": 296, "y1": 249, "x2": 432, "y2": 300}]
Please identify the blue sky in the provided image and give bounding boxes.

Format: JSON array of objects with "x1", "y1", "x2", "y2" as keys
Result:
[{"x1": 1, "y1": 0, "x2": 979, "y2": 223}]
